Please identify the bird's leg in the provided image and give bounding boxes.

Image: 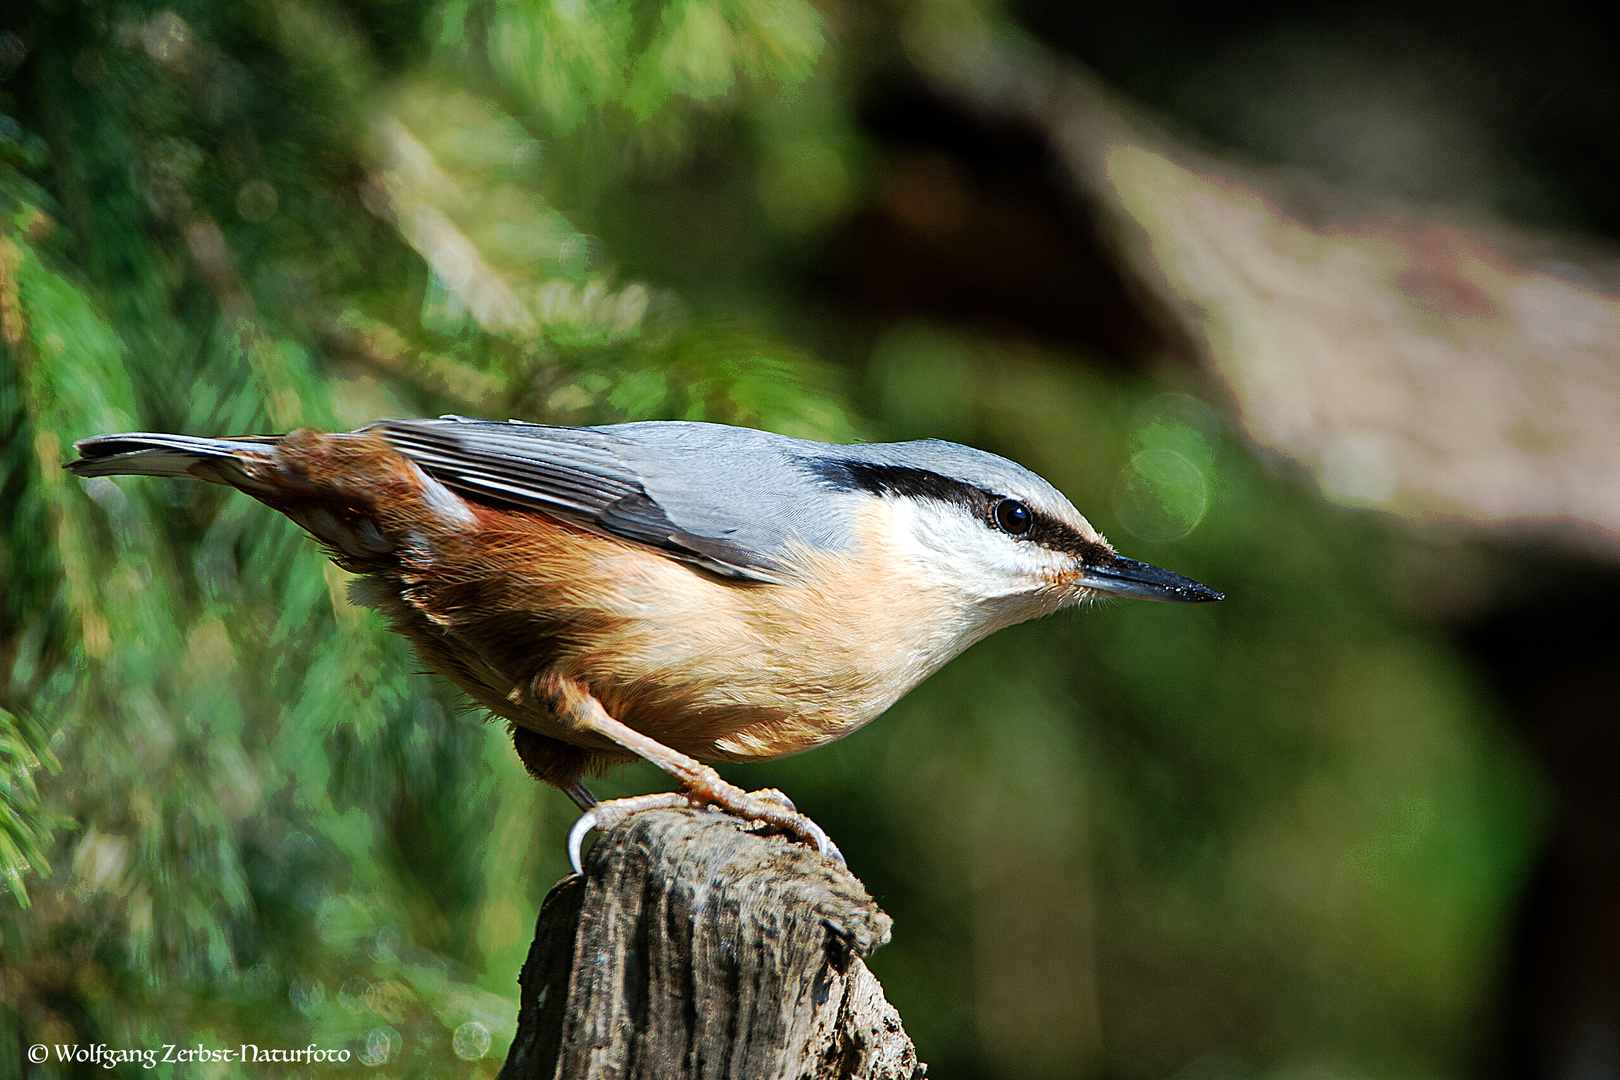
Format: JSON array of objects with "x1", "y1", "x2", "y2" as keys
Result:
[
  {"x1": 546, "y1": 679, "x2": 843, "y2": 873},
  {"x1": 562, "y1": 779, "x2": 597, "y2": 812}
]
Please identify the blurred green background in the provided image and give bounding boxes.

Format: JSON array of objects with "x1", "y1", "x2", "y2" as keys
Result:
[{"x1": 3, "y1": 0, "x2": 1610, "y2": 1077}]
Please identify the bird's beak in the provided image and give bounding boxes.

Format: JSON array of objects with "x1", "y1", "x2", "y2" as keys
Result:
[{"x1": 1082, "y1": 556, "x2": 1224, "y2": 603}]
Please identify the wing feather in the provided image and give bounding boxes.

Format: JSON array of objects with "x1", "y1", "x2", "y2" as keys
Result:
[{"x1": 373, "y1": 418, "x2": 794, "y2": 582}]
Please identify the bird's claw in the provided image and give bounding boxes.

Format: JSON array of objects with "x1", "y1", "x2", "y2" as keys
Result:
[
  {"x1": 703, "y1": 785, "x2": 844, "y2": 865},
  {"x1": 781, "y1": 810, "x2": 843, "y2": 865},
  {"x1": 567, "y1": 810, "x2": 594, "y2": 876},
  {"x1": 567, "y1": 809, "x2": 599, "y2": 880},
  {"x1": 568, "y1": 792, "x2": 690, "y2": 874},
  {"x1": 566, "y1": 787, "x2": 842, "y2": 874}
]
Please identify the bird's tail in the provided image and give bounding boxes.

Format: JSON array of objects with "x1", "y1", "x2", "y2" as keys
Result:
[
  {"x1": 66, "y1": 432, "x2": 280, "y2": 481},
  {"x1": 65, "y1": 428, "x2": 477, "y2": 570}
]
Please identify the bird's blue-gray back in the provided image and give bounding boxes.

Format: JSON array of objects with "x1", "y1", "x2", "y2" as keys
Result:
[{"x1": 375, "y1": 417, "x2": 1070, "y2": 580}]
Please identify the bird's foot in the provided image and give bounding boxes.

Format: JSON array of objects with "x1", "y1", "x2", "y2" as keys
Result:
[
  {"x1": 566, "y1": 779, "x2": 843, "y2": 875},
  {"x1": 684, "y1": 776, "x2": 844, "y2": 866},
  {"x1": 568, "y1": 792, "x2": 690, "y2": 874},
  {"x1": 550, "y1": 684, "x2": 844, "y2": 873}
]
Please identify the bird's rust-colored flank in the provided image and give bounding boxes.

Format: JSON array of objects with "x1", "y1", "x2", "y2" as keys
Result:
[{"x1": 245, "y1": 429, "x2": 968, "y2": 793}]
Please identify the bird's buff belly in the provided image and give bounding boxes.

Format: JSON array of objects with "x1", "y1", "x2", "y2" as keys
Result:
[{"x1": 353, "y1": 497, "x2": 968, "y2": 764}]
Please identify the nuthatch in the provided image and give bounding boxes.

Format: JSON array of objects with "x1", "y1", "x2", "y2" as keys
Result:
[{"x1": 68, "y1": 417, "x2": 1221, "y2": 869}]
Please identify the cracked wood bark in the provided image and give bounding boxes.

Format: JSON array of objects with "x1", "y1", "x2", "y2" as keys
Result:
[{"x1": 497, "y1": 807, "x2": 925, "y2": 1080}]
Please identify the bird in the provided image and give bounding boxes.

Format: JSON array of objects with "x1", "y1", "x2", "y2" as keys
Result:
[{"x1": 66, "y1": 416, "x2": 1222, "y2": 869}]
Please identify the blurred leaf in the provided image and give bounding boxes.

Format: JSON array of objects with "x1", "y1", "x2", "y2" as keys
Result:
[{"x1": 0, "y1": 704, "x2": 62, "y2": 907}]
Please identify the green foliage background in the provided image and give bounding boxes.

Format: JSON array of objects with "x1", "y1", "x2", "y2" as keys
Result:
[{"x1": 0, "y1": 1, "x2": 1541, "y2": 1078}]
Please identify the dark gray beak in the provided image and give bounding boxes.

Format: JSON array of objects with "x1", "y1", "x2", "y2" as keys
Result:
[{"x1": 1083, "y1": 556, "x2": 1224, "y2": 603}]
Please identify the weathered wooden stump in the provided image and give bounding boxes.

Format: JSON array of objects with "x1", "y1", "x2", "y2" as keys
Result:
[{"x1": 498, "y1": 807, "x2": 925, "y2": 1080}]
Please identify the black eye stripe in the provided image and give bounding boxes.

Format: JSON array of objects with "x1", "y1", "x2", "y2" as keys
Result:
[
  {"x1": 803, "y1": 460, "x2": 991, "y2": 511},
  {"x1": 804, "y1": 458, "x2": 1113, "y2": 563}
]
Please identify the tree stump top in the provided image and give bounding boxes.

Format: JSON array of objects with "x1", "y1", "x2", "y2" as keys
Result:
[{"x1": 500, "y1": 808, "x2": 924, "y2": 1080}]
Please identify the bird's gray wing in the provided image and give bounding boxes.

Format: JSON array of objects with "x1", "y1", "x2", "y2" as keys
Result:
[{"x1": 374, "y1": 417, "x2": 855, "y2": 582}]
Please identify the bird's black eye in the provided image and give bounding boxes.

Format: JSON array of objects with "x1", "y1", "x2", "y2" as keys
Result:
[{"x1": 993, "y1": 498, "x2": 1033, "y2": 536}]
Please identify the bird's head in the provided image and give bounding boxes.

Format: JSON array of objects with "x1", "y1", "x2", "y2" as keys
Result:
[{"x1": 807, "y1": 441, "x2": 1221, "y2": 631}]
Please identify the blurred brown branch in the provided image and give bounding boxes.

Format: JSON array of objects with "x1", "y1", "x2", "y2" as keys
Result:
[{"x1": 903, "y1": 19, "x2": 1620, "y2": 560}]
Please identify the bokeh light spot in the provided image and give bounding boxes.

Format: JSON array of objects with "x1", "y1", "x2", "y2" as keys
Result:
[
  {"x1": 361, "y1": 1026, "x2": 397, "y2": 1066},
  {"x1": 453, "y1": 1021, "x2": 492, "y2": 1060},
  {"x1": 1113, "y1": 449, "x2": 1208, "y2": 541}
]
